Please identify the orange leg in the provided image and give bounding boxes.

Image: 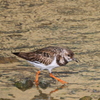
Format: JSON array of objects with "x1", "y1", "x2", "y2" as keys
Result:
[
  {"x1": 50, "y1": 73, "x2": 68, "y2": 84},
  {"x1": 34, "y1": 71, "x2": 41, "y2": 85}
]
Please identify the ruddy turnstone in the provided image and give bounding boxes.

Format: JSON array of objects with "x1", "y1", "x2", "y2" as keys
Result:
[{"x1": 13, "y1": 46, "x2": 78, "y2": 85}]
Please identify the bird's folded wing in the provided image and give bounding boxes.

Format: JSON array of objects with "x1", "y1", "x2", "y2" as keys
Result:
[{"x1": 13, "y1": 46, "x2": 59, "y2": 65}]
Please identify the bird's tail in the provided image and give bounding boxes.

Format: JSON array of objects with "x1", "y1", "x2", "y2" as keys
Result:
[
  {"x1": 12, "y1": 52, "x2": 20, "y2": 56},
  {"x1": 12, "y1": 52, "x2": 28, "y2": 60}
]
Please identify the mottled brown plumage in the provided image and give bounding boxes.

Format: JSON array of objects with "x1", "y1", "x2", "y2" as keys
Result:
[{"x1": 13, "y1": 46, "x2": 74, "y2": 66}]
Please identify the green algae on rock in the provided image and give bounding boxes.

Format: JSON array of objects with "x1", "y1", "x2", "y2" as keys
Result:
[
  {"x1": 79, "y1": 96, "x2": 92, "y2": 100},
  {"x1": 39, "y1": 78, "x2": 50, "y2": 89},
  {"x1": 0, "y1": 98, "x2": 13, "y2": 100},
  {"x1": 14, "y1": 80, "x2": 33, "y2": 91}
]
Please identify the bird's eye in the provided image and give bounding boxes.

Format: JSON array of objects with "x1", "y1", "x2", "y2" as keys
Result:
[{"x1": 68, "y1": 54, "x2": 70, "y2": 56}]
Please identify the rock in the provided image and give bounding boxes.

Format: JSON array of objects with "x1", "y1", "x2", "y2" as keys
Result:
[
  {"x1": 39, "y1": 78, "x2": 50, "y2": 89},
  {"x1": 79, "y1": 96, "x2": 92, "y2": 100},
  {"x1": 14, "y1": 79, "x2": 33, "y2": 91},
  {"x1": 0, "y1": 74, "x2": 2, "y2": 77},
  {"x1": 98, "y1": 98, "x2": 100, "y2": 100},
  {"x1": 60, "y1": 97, "x2": 65, "y2": 99},
  {"x1": 0, "y1": 98, "x2": 13, "y2": 100}
]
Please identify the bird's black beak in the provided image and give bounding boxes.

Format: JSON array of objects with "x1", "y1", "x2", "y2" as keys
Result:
[{"x1": 72, "y1": 58, "x2": 79, "y2": 63}]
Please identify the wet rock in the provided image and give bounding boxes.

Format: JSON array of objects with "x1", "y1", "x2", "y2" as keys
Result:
[
  {"x1": 39, "y1": 78, "x2": 50, "y2": 89},
  {"x1": 0, "y1": 98, "x2": 13, "y2": 100},
  {"x1": 8, "y1": 94, "x2": 15, "y2": 98},
  {"x1": 0, "y1": 74, "x2": 2, "y2": 77},
  {"x1": 60, "y1": 97, "x2": 65, "y2": 99},
  {"x1": 79, "y1": 96, "x2": 92, "y2": 100},
  {"x1": 14, "y1": 79, "x2": 33, "y2": 91}
]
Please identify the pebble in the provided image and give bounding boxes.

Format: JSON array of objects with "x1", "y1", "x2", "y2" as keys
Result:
[
  {"x1": 79, "y1": 96, "x2": 92, "y2": 100},
  {"x1": 39, "y1": 78, "x2": 50, "y2": 89},
  {"x1": 14, "y1": 79, "x2": 33, "y2": 91}
]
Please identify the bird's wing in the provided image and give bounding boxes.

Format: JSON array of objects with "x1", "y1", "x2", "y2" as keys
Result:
[{"x1": 13, "y1": 46, "x2": 61, "y2": 65}]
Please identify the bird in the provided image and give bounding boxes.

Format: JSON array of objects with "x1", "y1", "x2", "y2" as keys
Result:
[{"x1": 12, "y1": 46, "x2": 78, "y2": 85}]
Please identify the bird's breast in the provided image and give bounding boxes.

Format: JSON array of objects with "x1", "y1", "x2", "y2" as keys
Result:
[{"x1": 56, "y1": 55, "x2": 68, "y2": 66}]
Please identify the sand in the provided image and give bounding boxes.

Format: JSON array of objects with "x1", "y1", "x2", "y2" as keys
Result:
[{"x1": 0, "y1": 0, "x2": 100, "y2": 100}]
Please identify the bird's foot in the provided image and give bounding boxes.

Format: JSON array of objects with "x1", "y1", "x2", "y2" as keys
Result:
[
  {"x1": 57, "y1": 78, "x2": 68, "y2": 84},
  {"x1": 34, "y1": 80, "x2": 39, "y2": 86},
  {"x1": 50, "y1": 73, "x2": 68, "y2": 84}
]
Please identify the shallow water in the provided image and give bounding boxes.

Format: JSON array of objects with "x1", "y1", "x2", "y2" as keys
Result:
[{"x1": 0, "y1": 0, "x2": 100, "y2": 100}]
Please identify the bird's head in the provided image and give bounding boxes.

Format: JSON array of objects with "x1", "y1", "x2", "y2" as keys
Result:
[{"x1": 62, "y1": 49, "x2": 78, "y2": 63}]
